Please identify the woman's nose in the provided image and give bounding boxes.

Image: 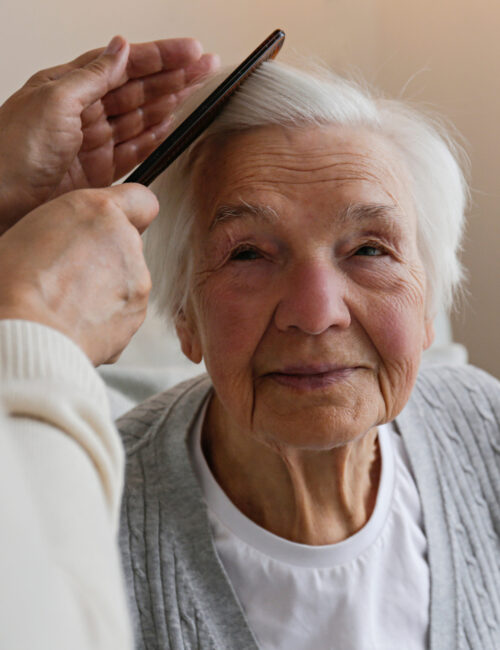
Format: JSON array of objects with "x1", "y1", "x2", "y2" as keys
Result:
[{"x1": 273, "y1": 260, "x2": 351, "y2": 335}]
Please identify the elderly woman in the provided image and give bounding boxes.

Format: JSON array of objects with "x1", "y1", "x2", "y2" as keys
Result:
[{"x1": 118, "y1": 62, "x2": 500, "y2": 650}]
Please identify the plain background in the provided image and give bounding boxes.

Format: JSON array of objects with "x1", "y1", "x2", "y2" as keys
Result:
[{"x1": 1, "y1": 0, "x2": 498, "y2": 377}]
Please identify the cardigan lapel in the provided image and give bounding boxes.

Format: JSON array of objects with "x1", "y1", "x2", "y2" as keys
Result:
[
  {"x1": 155, "y1": 376, "x2": 260, "y2": 649},
  {"x1": 395, "y1": 382, "x2": 457, "y2": 650}
]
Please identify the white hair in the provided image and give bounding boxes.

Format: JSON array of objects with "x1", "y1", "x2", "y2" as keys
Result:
[{"x1": 145, "y1": 61, "x2": 468, "y2": 323}]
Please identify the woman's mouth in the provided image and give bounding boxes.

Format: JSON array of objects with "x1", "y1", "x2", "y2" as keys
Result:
[{"x1": 266, "y1": 365, "x2": 356, "y2": 390}]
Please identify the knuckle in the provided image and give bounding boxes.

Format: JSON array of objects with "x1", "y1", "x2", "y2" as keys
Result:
[
  {"x1": 26, "y1": 69, "x2": 45, "y2": 85},
  {"x1": 72, "y1": 188, "x2": 108, "y2": 213},
  {"x1": 88, "y1": 191, "x2": 122, "y2": 221},
  {"x1": 97, "y1": 193, "x2": 118, "y2": 214},
  {"x1": 135, "y1": 269, "x2": 152, "y2": 300},
  {"x1": 85, "y1": 58, "x2": 109, "y2": 80},
  {"x1": 59, "y1": 189, "x2": 123, "y2": 229}
]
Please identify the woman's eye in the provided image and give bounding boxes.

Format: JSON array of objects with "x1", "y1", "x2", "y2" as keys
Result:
[
  {"x1": 354, "y1": 245, "x2": 384, "y2": 257},
  {"x1": 230, "y1": 246, "x2": 262, "y2": 261}
]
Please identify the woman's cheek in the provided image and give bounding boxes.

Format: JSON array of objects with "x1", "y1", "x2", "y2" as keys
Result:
[
  {"x1": 349, "y1": 256, "x2": 427, "y2": 355},
  {"x1": 346, "y1": 257, "x2": 405, "y2": 290},
  {"x1": 221, "y1": 259, "x2": 276, "y2": 293},
  {"x1": 203, "y1": 262, "x2": 277, "y2": 336},
  {"x1": 364, "y1": 289, "x2": 426, "y2": 367},
  {"x1": 198, "y1": 266, "x2": 277, "y2": 357}
]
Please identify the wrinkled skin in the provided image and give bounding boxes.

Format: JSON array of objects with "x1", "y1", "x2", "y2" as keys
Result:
[
  {"x1": 0, "y1": 184, "x2": 158, "y2": 365},
  {"x1": 176, "y1": 125, "x2": 434, "y2": 544},
  {"x1": 0, "y1": 36, "x2": 219, "y2": 233}
]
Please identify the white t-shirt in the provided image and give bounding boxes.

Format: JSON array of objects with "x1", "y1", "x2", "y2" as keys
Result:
[{"x1": 189, "y1": 404, "x2": 429, "y2": 650}]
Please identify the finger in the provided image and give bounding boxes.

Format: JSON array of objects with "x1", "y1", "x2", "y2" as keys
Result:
[
  {"x1": 80, "y1": 98, "x2": 107, "y2": 129},
  {"x1": 80, "y1": 83, "x2": 197, "y2": 149},
  {"x1": 104, "y1": 184, "x2": 159, "y2": 232},
  {"x1": 29, "y1": 36, "x2": 129, "y2": 88},
  {"x1": 99, "y1": 53, "x2": 220, "y2": 117},
  {"x1": 80, "y1": 114, "x2": 113, "y2": 152},
  {"x1": 79, "y1": 63, "x2": 206, "y2": 129},
  {"x1": 79, "y1": 52, "x2": 218, "y2": 127},
  {"x1": 82, "y1": 95, "x2": 176, "y2": 152},
  {"x1": 125, "y1": 38, "x2": 204, "y2": 78},
  {"x1": 111, "y1": 99, "x2": 175, "y2": 145},
  {"x1": 30, "y1": 46, "x2": 112, "y2": 84},
  {"x1": 33, "y1": 37, "x2": 204, "y2": 85},
  {"x1": 53, "y1": 36, "x2": 131, "y2": 112},
  {"x1": 110, "y1": 117, "x2": 174, "y2": 180},
  {"x1": 28, "y1": 38, "x2": 212, "y2": 92},
  {"x1": 78, "y1": 115, "x2": 173, "y2": 183}
]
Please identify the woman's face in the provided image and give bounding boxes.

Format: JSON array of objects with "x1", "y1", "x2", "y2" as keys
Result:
[{"x1": 177, "y1": 124, "x2": 434, "y2": 450}]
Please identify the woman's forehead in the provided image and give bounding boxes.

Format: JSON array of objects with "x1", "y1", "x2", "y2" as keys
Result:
[{"x1": 191, "y1": 124, "x2": 415, "y2": 225}]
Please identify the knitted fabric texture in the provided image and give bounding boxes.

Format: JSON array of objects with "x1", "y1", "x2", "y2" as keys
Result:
[{"x1": 118, "y1": 365, "x2": 500, "y2": 650}]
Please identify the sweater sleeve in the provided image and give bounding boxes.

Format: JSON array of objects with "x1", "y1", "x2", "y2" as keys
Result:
[{"x1": 0, "y1": 319, "x2": 133, "y2": 650}]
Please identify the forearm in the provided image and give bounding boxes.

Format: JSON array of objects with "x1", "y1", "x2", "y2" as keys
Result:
[{"x1": 0, "y1": 320, "x2": 132, "y2": 649}]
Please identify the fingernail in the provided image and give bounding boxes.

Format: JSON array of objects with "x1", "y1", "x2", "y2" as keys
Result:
[{"x1": 104, "y1": 35, "x2": 125, "y2": 55}]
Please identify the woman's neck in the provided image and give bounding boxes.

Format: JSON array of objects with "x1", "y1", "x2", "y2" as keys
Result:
[{"x1": 202, "y1": 396, "x2": 382, "y2": 546}]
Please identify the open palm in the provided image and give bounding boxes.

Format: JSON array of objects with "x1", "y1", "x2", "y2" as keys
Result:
[{"x1": 0, "y1": 36, "x2": 219, "y2": 233}]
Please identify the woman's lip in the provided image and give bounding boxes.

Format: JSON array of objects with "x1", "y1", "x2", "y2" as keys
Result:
[
  {"x1": 272, "y1": 364, "x2": 353, "y2": 375},
  {"x1": 265, "y1": 366, "x2": 357, "y2": 390}
]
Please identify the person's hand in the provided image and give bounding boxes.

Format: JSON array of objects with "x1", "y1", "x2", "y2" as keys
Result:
[
  {"x1": 0, "y1": 184, "x2": 159, "y2": 365},
  {"x1": 0, "y1": 35, "x2": 219, "y2": 234}
]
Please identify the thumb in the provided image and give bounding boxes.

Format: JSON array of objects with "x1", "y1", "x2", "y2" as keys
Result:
[
  {"x1": 104, "y1": 184, "x2": 160, "y2": 234},
  {"x1": 57, "y1": 35, "x2": 130, "y2": 111}
]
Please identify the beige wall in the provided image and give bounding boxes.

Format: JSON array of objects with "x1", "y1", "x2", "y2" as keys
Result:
[
  {"x1": 1, "y1": 0, "x2": 499, "y2": 376},
  {"x1": 375, "y1": 0, "x2": 500, "y2": 379}
]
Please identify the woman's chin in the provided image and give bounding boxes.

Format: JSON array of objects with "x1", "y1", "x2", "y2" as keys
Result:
[{"x1": 253, "y1": 405, "x2": 379, "y2": 452}]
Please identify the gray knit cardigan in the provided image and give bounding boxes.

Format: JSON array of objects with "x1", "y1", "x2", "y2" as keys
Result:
[{"x1": 118, "y1": 364, "x2": 500, "y2": 650}]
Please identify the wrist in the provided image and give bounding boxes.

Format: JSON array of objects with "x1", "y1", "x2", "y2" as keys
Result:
[
  {"x1": 0, "y1": 285, "x2": 58, "y2": 335},
  {"x1": 0, "y1": 318, "x2": 109, "y2": 415},
  {"x1": 0, "y1": 287, "x2": 99, "y2": 367}
]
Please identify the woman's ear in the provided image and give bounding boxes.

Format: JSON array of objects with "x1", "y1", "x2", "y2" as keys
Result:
[{"x1": 175, "y1": 307, "x2": 203, "y2": 364}]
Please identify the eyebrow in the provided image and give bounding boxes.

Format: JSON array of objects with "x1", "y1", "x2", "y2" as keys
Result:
[
  {"x1": 208, "y1": 200, "x2": 400, "y2": 232},
  {"x1": 209, "y1": 202, "x2": 279, "y2": 232},
  {"x1": 337, "y1": 202, "x2": 400, "y2": 225}
]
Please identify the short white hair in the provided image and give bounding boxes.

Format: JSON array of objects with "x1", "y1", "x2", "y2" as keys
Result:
[{"x1": 145, "y1": 61, "x2": 468, "y2": 323}]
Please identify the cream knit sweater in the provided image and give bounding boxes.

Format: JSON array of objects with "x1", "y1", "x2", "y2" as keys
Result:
[{"x1": 0, "y1": 319, "x2": 132, "y2": 650}]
